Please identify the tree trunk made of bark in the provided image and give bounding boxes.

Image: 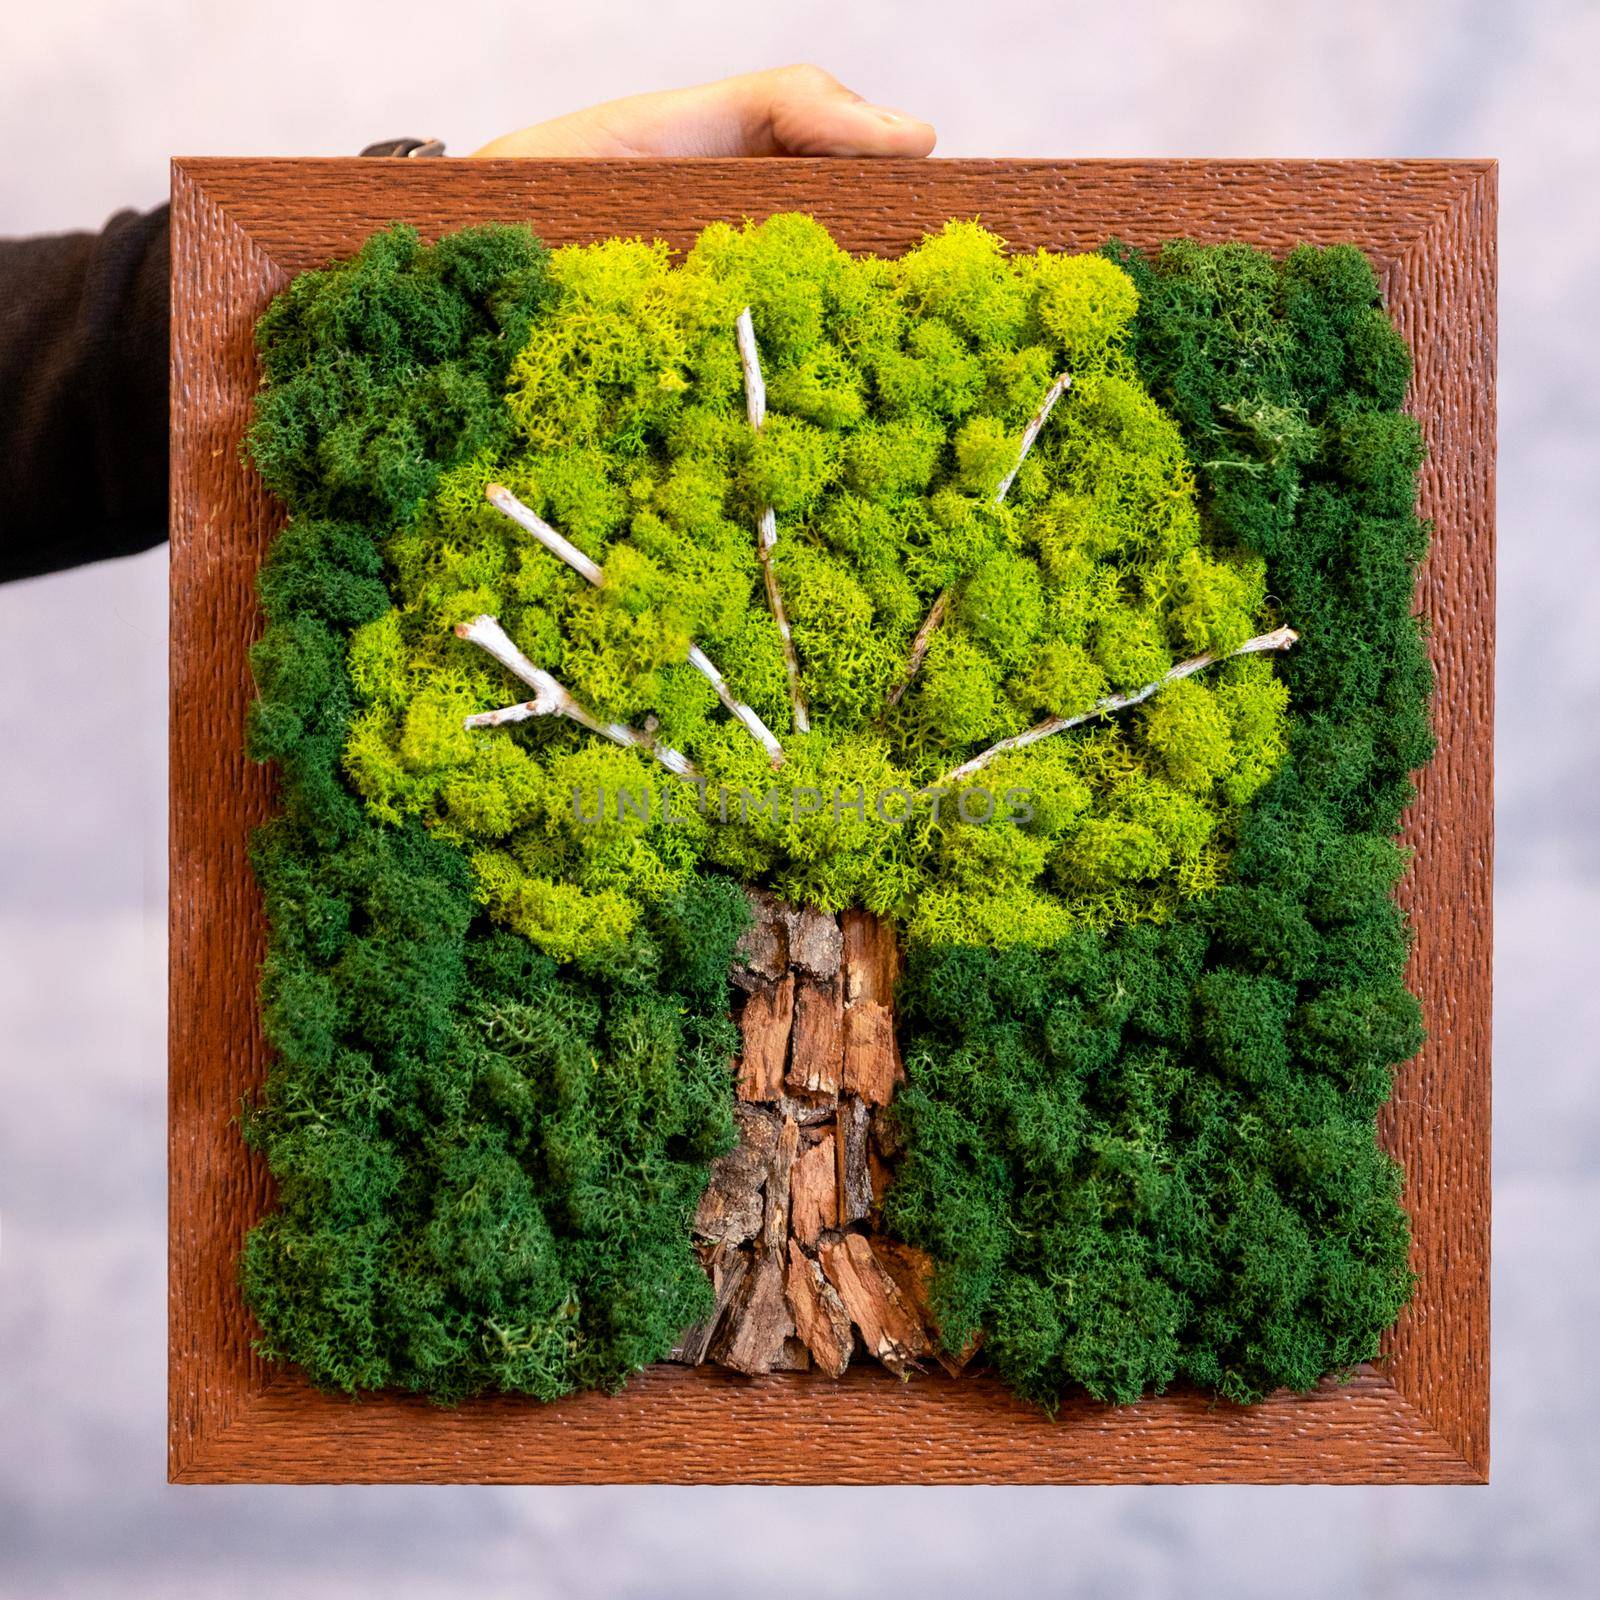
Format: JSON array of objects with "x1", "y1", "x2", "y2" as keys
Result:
[{"x1": 669, "y1": 892, "x2": 979, "y2": 1381}]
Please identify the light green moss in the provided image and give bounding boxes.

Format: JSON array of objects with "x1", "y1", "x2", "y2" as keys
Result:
[{"x1": 343, "y1": 216, "x2": 1290, "y2": 961}]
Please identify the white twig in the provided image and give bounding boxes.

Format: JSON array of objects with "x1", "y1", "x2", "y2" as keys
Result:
[
  {"x1": 683, "y1": 643, "x2": 784, "y2": 764},
  {"x1": 889, "y1": 371, "x2": 1073, "y2": 710},
  {"x1": 735, "y1": 307, "x2": 811, "y2": 735},
  {"x1": 486, "y1": 481, "x2": 604, "y2": 585},
  {"x1": 932, "y1": 625, "x2": 1300, "y2": 787},
  {"x1": 455, "y1": 614, "x2": 701, "y2": 780},
  {"x1": 484, "y1": 482, "x2": 784, "y2": 766},
  {"x1": 463, "y1": 700, "x2": 555, "y2": 729},
  {"x1": 735, "y1": 306, "x2": 767, "y2": 429},
  {"x1": 992, "y1": 371, "x2": 1072, "y2": 506}
]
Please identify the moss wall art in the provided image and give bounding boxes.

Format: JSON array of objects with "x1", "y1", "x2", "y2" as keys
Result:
[{"x1": 241, "y1": 214, "x2": 1430, "y2": 1409}]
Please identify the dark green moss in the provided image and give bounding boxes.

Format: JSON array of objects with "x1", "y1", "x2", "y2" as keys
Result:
[
  {"x1": 248, "y1": 224, "x2": 552, "y2": 527},
  {"x1": 882, "y1": 240, "x2": 1429, "y2": 1408},
  {"x1": 241, "y1": 227, "x2": 748, "y2": 1402}
]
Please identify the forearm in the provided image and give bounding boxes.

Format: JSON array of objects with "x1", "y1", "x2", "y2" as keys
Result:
[{"x1": 0, "y1": 205, "x2": 170, "y2": 583}]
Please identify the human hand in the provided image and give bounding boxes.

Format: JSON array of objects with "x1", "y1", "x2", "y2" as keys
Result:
[{"x1": 471, "y1": 65, "x2": 935, "y2": 159}]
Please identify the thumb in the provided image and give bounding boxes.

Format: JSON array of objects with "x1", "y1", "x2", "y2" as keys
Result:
[{"x1": 471, "y1": 65, "x2": 936, "y2": 159}]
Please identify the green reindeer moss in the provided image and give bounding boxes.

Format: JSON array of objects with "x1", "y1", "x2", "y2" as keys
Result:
[
  {"x1": 330, "y1": 216, "x2": 1289, "y2": 956},
  {"x1": 882, "y1": 240, "x2": 1428, "y2": 1406},
  {"x1": 242, "y1": 218, "x2": 1427, "y2": 1410},
  {"x1": 242, "y1": 226, "x2": 750, "y2": 1399}
]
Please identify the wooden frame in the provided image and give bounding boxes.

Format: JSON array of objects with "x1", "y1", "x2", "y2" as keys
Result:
[{"x1": 170, "y1": 158, "x2": 1494, "y2": 1484}]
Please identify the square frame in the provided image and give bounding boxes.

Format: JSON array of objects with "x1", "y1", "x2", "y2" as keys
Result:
[{"x1": 170, "y1": 157, "x2": 1494, "y2": 1483}]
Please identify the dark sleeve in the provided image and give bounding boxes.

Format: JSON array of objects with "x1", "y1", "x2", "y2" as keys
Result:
[{"x1": 0, "y1": 204, "x2": 170, "y2": 583}]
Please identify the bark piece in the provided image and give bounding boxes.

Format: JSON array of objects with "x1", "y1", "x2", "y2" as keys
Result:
[
  {"x1": 670, "y1": 1242, "x2": 750, "y2": 1364},
  {"x1": 735, "y1": 1101, "x2": 783, "y2": 1162},
  {"x1": 775, "y1": 1091, "x2": 837, "y2": 1126},
  {"x1": 787, "y1": 976, "x2": 844, "y2": 1096},
  {"x1": 842, "y1": 1001, "x2": 903, "y2": 1106},
  {"x1": 737, "y1": 973, "x2": 794, "y2": 1101},
  {"x1": 873, "y1": 1238, "x2": 983, "y2": 1375},
  {"x1": 835, "y1": 1096, "x2": 873, "y2": 1225},
  {"x1": 785, "y1": 1240, "x2": 854, "y2": 1379},
  {"x1": 732, "y1": 889, "x2": 788, "y2": 988},
  {"x1": 840, "y1": 913, "x2": 906, "y2": 1121},
  {"x1": 771, "y1": 1336, "x2": 813, "y2": 1372},
  {"x1": 840, "y1": 908, "x2": 900, "y2": 1008},
  {"x1": 868, "y1": 1145, "x2": 894, "y2": 1214},
  {"x1": 711, "y1": 1247, "x2": 793, "y2": 1376},
  {"x1": 818, "y1": 1232, "x2": 931, "y2": 1377},
  {"x1": 789, "y1": 1133, "x2": 839, "y2": 1249},
  {"x1": 785, "y1": 907, "x2": 843, "y2": 980},
  {"x1": 763, "y1": 1116, "x2": 800, "y2": 1250},
  {"x1": 692, "y1": 1103, "x2": 778, "y2": 1245},
  {"x1": 871, "y1": 1103, "x2": 906, "y2": 1162}
]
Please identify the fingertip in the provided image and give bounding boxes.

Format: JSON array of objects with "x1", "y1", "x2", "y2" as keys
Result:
[
  {"x1": 863, "y1": 106, "x2": 938, "y2": 157},
  {"x1": 774, "y1": 96, "x2": 939, "y2": 158}
]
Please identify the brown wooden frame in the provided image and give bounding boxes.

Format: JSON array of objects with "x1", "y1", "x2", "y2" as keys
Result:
[{"x1": 170, "y1": 158, "x2": 1494, "y2": 1484}]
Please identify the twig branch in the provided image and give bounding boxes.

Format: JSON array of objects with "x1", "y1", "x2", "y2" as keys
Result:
[
  {"x1": 736, "y1": 307, "x2": 811, "y2": 735},
  {"x1": 884, "y1": 591, "x2": 949, "y2": 710},
  {"x1": 930, "y1": 625, "x2": 1299, "y2": 787},
  {"x1": 486, "y1": 481, "x2": 604, "y2": 585},
  {"x1": 485, "y1": 482, "x2": 784, "y2": 766},
  {"x1": 991, "y1": 371, "x2": 1072, "y2": 505},
  {"x1": 455, "y1": 614, "x2": 701, "y2": 779},
  {"x1": 887, "y1": 371, "x2": 1072, "y2": 710},
  {"x1": 683, "y1": 644, "x2": 782, "y2": 764},
  {"x1": 463, "y1": 700, "x2": 556, "y2": 729}
]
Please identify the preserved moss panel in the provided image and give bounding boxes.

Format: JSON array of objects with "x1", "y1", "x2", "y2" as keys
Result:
[
  {"x1": 882, "y1": 240, "x2": 1430, "y2": 1406},
  {"x1": 242, "y1": 217, "x2": 1428, "y2": 1410}
]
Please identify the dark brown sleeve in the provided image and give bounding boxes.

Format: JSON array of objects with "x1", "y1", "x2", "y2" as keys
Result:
[{"x1": 0, "y1": 204, "x2": 169, "y2": 583}]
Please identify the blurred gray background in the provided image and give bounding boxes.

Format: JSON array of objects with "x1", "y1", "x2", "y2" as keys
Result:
[{"x1": 1, "y1": 0, "x2": 1594, "y2": 1594}]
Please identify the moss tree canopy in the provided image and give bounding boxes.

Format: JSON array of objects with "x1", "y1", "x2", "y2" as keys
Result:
[{"x1": 318, "y1": 216, "x2": 1290, "y2": 960}]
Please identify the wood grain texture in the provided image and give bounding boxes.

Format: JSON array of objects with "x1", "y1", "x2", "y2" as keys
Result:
[{"x1": 169, "y1": 157, "x2": 1494, "y2": 1484}]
